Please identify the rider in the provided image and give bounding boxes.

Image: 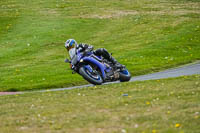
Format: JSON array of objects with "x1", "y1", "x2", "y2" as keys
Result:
[{"x1": 65, "y1": 39, "x2": 123, "y2": 68}]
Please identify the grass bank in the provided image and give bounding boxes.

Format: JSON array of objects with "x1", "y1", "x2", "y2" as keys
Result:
[
  {"x1": 0, "y1": 0, "x2": 200, "y2": 91},
  {"x1": 0, "y1": 75, "x2": 199, "y2": 132}
]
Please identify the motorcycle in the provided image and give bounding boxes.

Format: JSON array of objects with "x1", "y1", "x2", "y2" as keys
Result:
[{"x1": 65, "y1": 48, "x2": 131, "y2": 85}]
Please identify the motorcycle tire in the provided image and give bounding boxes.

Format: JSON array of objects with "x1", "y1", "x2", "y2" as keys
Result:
[
  {"x1": 79, "y1": 66, "x2": 103, "y2": 85},
  {"x1": 119, "y1": 69, "x2": 131, "y2": 82}
]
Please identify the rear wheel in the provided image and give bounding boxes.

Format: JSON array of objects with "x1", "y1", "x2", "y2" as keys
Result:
[
  {"x1": 119, "y1": 69, "x2": 131, "y2": 82},
  {"x1": 79, "y1": 66, "x2": 103, "y2": 85}
]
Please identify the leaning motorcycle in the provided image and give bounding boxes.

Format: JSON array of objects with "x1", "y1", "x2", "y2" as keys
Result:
[{"x1": 65, "y1": 48, "x2": 131, "y2": 85}]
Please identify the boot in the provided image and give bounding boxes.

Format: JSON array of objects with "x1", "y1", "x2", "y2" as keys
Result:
[
  {"x1": 94, "y1": 48, "x2": 124, "y2": 69},
  {"x1": 109, "y1": 56, "x2": 124, "y2": 69}
]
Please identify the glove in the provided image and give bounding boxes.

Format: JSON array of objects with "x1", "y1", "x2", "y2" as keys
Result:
[{"x1": 70, "y1": 64, "x2": 76, "y2": 70}]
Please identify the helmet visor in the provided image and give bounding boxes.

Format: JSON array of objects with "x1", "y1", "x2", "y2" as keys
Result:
[{"x1": 66, "y1": 45, "x2": 75, "y2": 51}]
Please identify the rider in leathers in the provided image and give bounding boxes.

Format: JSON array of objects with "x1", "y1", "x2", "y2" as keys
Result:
[{"x1": 65, "y1": 39, "x2": 123, "y2": 68}]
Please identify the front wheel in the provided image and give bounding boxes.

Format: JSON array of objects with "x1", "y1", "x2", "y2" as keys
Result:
[
  {"x1": 119, "y1": 68, "x2": 131, "y2": 82},
  {"x1": 79, "y1": 66, "x2": 103, "y2": 85}
]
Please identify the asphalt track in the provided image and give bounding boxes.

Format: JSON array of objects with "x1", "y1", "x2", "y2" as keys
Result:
[{"x1": 0, "y1": 61, "x2": 200, "y2": 96}]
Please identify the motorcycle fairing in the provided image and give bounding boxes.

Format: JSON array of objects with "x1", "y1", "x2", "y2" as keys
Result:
[
  {"x1": 83, "y1": 65, "x2": 93, "y2": 73},
  {"x1": 81, "y1": 56, "x2": 107, "y2": 80}
]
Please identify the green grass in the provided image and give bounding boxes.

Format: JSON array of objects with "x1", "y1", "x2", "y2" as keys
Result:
[
  {"x1": 0, "y1": 0, "x2": 200, "y2": 91},
  {"x1": 0, "y1": 75, "x2": 199, "y2": 132}
]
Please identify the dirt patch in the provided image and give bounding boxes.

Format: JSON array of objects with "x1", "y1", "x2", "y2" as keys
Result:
[
  {"x1": 147, "y1": 9, "x2": 200, "y2": 16},
  {"x1": 75, "y1": 8, "x2": 200, "y2": 19},
  {"x1": 147, "y1": 2, "x2": 200, "y2": 10},
  {"x1": 76, "y1": 1, "x2": 200, "y2": 19},
  {"x1": 0, "y1": 92, "x2": 22, "y2": 96},
  {"x1": 78, "y1": 10, "x2": 139, "y2": 19}
]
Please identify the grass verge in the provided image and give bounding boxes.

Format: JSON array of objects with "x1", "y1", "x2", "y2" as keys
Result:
[{"x1": 0, "y1": 75, "x2": 199, "y2": 132}]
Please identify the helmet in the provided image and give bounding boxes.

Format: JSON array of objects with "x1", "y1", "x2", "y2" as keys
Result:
[{"x1": 65, "y1": 39, "x2": 77, "y2": 51}]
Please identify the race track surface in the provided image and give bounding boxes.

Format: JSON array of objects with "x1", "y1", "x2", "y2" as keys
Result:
[
  {"x1": 1, "y1": 61, "x2": 200, "y2": 96},
  {"x1": 130, "y1": 62, "x2": 200, "y2": 82},
  {"x1": 35, "y1": 61, "x2": 200, "y2": 93}
]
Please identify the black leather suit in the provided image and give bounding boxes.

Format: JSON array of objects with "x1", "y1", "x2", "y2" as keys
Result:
[
  {"x1": 77, "y1": 43, "x2": 112, "y2": 61},
  {"x1": 77, "y1": 43, "x2": 122, "y2": 68}
]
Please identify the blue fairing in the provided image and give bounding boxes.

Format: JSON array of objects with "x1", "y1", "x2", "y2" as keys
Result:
[
  {"x1": 120, "y1": 69, "x2": 129, "y2": 75},
  {"x1": 83, "y1": 65, "x2": 93, "y2": 73},
  {"x1": 83, "y1": 65, "x2": 101, "y2": 80},
  {"x1": 82, "y1": 56, "x2": 106, "y2": 79},
  {"x1": 95, "y1": 55, "x2": 102, "y2": 60}
]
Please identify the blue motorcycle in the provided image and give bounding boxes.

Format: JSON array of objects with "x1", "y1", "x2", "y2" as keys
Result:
[{"x1": 65, "y1": 48, "x2": 131, "y2": 85}]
